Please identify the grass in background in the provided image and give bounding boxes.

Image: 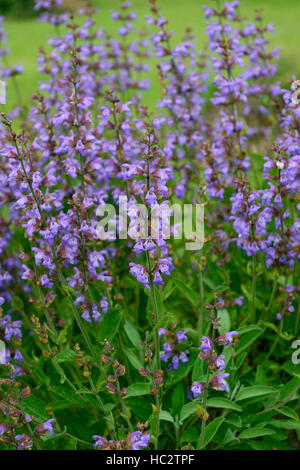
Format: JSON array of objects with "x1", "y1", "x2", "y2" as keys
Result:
[{"x1": 2, "y1": 0, "x2": 300, "y2": 110}]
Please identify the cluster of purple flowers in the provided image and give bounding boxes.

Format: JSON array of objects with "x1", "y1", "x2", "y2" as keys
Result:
[
  {"x1": 0, "y1": 296, "x2": 25, "y2": 378},
  {"x1": 0, "y1": 392, "x2": 55, "y2": 450},
  {"x1": 147, "y1": 0, "x2": 209, "y2": 199},
  {"x1": 230, "y1": 163, "x2": 299, "y2": 268},
  {"x1": 159, "y1": 326, "x2": 190, "y2": 371},
  {"x1": 191, "y1": 328, "x2": 238, "y2": 398},
  {"x1": 276, "y1": 284, "x2": 297, "y2": 320},
  {"x1": 93, "y1": 430, "x2": 151, "y2": 450},
  {"x1": 7, "y1": 417, "x2": 55, "y2": 450}
]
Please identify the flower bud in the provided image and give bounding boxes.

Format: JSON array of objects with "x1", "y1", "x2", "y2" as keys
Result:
[
  {"x1": 116, "y1": 364, "x2": 125, "y2": 376},
  {"x1": 107, "y1": 375, "x2": 116, "y2": 383},
  {"x1": 20, "y1": 387, "x2": 31, "y2": 398},
  {"x1": 106, "y1": 383, "x2": 118, "y2": 395}
]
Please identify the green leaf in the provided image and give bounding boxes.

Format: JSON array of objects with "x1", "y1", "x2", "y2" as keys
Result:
[
  {"x1": 264, "y1": 322, "x2": 279, "y2": 334},
  {"x1": 277, "y1": 406, "x2": 299, "y2": 421},
  {"x1": 124, "y1": 383, "x2": 151, "y2": 398},
  {"x1": 147, "y1": 285, "x2": 163, "y2": 317},
  {"x1": 179, "y1": 404, "x2": 194, "y2": 424},
  {"x1": 206, "y1": 397, "x2": 242, "y2": 412},
  {"x1": 159, "y1": 411, "x2": 175, "y2": 423},
  {"x1": 238, "y1": 324, "x2": 263, "y2": 335},
  {"x1": 163, "y1": 279, "x2": 175, "y2": 301},
  {"x1": 279, "y1": 377, "x2": 300, "y2": 403},
  {"x1": 21, "y1": 396, "x2": 49, "y2": 423},
  {"x1": 236, "y1": 326, "x2": 265, "y2": 354},
  {"x1": 226, "y1": 414, "x2": 242, "y2": 428},
  {"x1": 281, "y1": 361, "x2": 300, "y2": 378},
  {"x1": 48, "y1": 400, "x2": 85, "y2": 411},
  {"x1": 155, "y1": 311, "x2": 177, "y2": 331},
  {"x1": 55, "y1": 349, "x2": 77, "y2": 363},
  {"x1": 255, "y1": 365, "x2": 267, "y2": 385},
  {"x1": 203, "y1": 416, "x2": 225, "y2": 448},
  {"x1": 202, "y1": 276, "x2": 216, "y2": 290},
  {"x1": 61, "y1": 285, "x2": 75, "y2": 296},
  {"x1": 180, "y1": 427, "x2": 199, "y2": 443},
  {"x1": 239, "y1": 427, "x2": 275, "y2": 439},
  {"x1": 174, "y1": 278, "x2": 199, "y2": 307},
  {"x1": 125, "y1": 348, "x2": 143, "y2": 370},
  {"x1": 98, "y1": 305, "x2": 123, "y2": 341},
  {"x1": 172, "y1": 382, "x2": 185, "y2": 416},
  {"x1": 235, "y1": 385, "x2": 277, "y2": 402},
  {"x1": 235, "y1": 351, "x2": 247, "y2": 370},
  {"x1": 269, "y1": 419, "x2": 300, "y2": 431},
  {"x1": 124, "y1": 319, "x2": 142, "y2": 350},
  {"x1": 217, "y1": 309, "x2": 231, "y2": 335},
  {"x1": 104, "y1": 412, "x2": 116, "y2": 431},
  {"x1": 192, "y1": 356, "x2": 203, "y2": 382},
  {"x1": 248, "y1": 438, "x2": 295, "y2": 451},
  {"x1": 11, "y1": 296, "x2": 24, "y2": 311},
  {"x1": 48, "y1": 386, "x2": 84, "y2": 410},
  {"x1": 55, "y1": 329, "x2": 68, "y2": 346},
  {"x1": 241, "y1": 284, "x2": 251, "y2": 303},
  {"x1": 179, "y1": 400, "x2": 200, "y2": 423},
  {"x1": 223, "y1": 428, "x2": 236, "y2": 445}
]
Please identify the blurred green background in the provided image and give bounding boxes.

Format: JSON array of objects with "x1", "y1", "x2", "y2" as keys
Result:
[{"x1": 1, "y1": 0, "x2": 299, "y2": 108}]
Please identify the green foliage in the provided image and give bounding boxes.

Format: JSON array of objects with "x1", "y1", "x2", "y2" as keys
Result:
[{"x1": 0, "y1": 0, "x2": 36, "y2": 17}]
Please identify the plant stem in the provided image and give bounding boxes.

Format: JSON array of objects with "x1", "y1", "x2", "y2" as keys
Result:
[
  {"x1": 146, "y1": 252, "x2": 161, "y2": 371},
  {"x1": 87, "y1": 375, "x2": 106, "y2": 414},
  {"x1": 26, "y1": 423, "x2": 41, "y2": 450},
  {"x1": 266, "y1": 317, "x2": 284, "y2": 362},
  {"x1": 295, "y1": 302, "x2": 300, "y2": 336},
  {"x1": 197, "y1": 326, "x2": 215, "y2": 450},
  {"x1": 9, "y1": 121, "x2": 103, "y2": 372},
  {"x1": 116, "y1": 331, "x2": 132, "y2": 384},
  {"x1": 251, "y1": 253, "x2": 257, "y2": 324},
  {"x1": 112, "y1": 368, "x2": 133, "y2": 433},
  {"x1": 146, "y1": 251, "x2": 161, "y2": 449},
  {"x1": 263, "y1": 278, "x2": 277, "y2": 321},
  {"x1": 197, "y1": 248, "x2": 204, "y2": 343}
]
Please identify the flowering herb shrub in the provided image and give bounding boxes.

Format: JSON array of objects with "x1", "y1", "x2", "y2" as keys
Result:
[{"x1": 0, "y1": 0, "x2": 299, "y2": 451}]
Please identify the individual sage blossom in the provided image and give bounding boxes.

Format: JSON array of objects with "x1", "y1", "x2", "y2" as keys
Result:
[
  {"x1": 35, "y1": 419, "x2": 55, "y2": 436},
  {"x1": 210, "y1": 373, "x2": 230, "y2": 393}
]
